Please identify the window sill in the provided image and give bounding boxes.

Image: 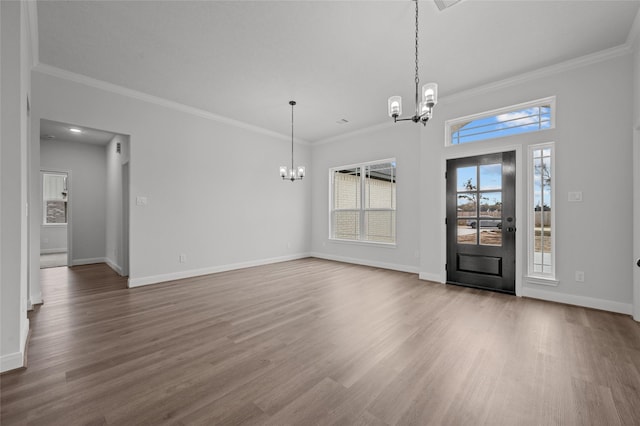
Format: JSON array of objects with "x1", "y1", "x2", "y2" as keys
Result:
[
  {"x1": 328, "y1": 238, "x2": 397, "y2": 249},
  {"x1": 525, "y1": 275, "x2": 559, "y2": 287},
  {"x1": 42, "y1": 223, "x2": 68, "y2": 228}
]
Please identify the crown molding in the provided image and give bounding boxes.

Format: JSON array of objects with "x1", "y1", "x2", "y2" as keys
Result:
[
  {"x1": 627, "y1": 7, "x2": 640, "y2": 48},
  {"x1": 33, "y1": 63, "x2": 311, "y2": 146},
  {"x1": 441, "y1": 44, "x2": 632, "y2": 105},
  {"x1": 314, "y1": 43, "x2": 633, "y2": 146},
  {"x1": 314, "y1": 120, "x2": 397, "y2": 146}
]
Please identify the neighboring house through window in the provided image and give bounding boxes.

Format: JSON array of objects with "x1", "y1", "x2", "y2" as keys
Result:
[
  {"x1": 43, "y1": 172, "x2": 68, "y2": 224},
  {"x1": 330, "y1": 159, "x2": 396, "y2": 244}
]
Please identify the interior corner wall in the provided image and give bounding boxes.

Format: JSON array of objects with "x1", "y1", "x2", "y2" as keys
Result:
[
  {"x1": 1, "y1": 0, "x2": 31, "y2": 373},
  {"x1": 633, "y1": 13, "x2": 640, "y2": 127},
  {"x1": 632, "y1": 13, "x2": 640, "y2": 321},
  {"x1": 310, "y1": 124, "x2": 421, "y2": 273},
  {"x1": 40, "y1": 138, "x2": 107, "y2": 264},
  {"x1": 420, "y1": 53, "x2": 634, "y2": 313},
  {"x1": 32, "y1": 71, "x2": 311, "y2": 287}
]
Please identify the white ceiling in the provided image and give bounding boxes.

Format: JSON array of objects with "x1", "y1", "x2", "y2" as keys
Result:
[
  {"x1": 37, "y1": 0, "x2": 640, "y2": 142},
  {"x1": 40, "y1": 119, "x2": 117, "y2": 145}
]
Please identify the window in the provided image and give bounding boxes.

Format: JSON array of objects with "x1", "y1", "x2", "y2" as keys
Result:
[
  {"x1": 330, "y1": 159, "x2": 396, "y2": 244},
  {"x1": 446, "y1": 97, "x2": 555, "y2": 146},
  {"x1": 43, "y1": 172, "x2": 68, "y2": 225},
  {"x1": 528, "y1": 143, "x2": 556, "y2": 282}
]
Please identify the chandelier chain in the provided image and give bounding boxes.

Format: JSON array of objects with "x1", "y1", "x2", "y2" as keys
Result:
[
  {"x1": 291, "y1": 102, "x2": 294, "y2": 170},
  {"x1": 414, "y1": 0, "x2": 420, "y2": 111}
]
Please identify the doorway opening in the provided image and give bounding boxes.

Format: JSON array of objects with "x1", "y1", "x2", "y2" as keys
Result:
[
  {"x1": 40, "y1": 170, "x2": 69, "y2": 268},
  {"x1": 38, "y1": 119, "x2": 130, "y2": 277}
]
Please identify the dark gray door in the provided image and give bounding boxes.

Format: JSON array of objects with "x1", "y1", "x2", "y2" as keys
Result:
[{"x1": 446, "y1": 151, "x2": 516, "y2": 294}]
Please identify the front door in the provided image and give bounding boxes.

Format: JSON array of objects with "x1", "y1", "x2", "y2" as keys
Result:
[{"x1": 446, "y1": 151, "x2": 516, "y2": 294}]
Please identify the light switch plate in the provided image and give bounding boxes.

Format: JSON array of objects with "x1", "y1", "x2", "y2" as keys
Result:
[{"x1": 568, "y1": 191, "x2": 583, "y2": 202}]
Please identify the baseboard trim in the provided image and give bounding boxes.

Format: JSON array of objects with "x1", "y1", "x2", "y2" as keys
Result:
[
  {"x1": 128, "y1": 253, "x2": 311, "y2": 288},
  {"x1": 309, "y1": 252, "x2": 419, "y2": 274},
  {"x1": 0, "y1": 351, "x2": 25, "y2": 374},
  {"x1": 105, "y1": 258, "x2": 123, "y2": 276},
  {"x1": 40, "y1": 248, "x2": 67, "y2": 254},
  {"x1": 522, "y1": 286, "x2": 633, "y2": 315},
  {"x1": 72, "y1": 257, "x2": 107, "y2": 266},
  {"x1": 1, "y1": 320, "x2": 30, "y2": 374},
  {"x1": 419, "y1": 272, "x2": 444, "y2": 283},
  {"x1": 29, "y1": 291, "x2": 43, "y2": 308}
]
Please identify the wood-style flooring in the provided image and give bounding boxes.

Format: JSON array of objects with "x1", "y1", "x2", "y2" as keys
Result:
[{"x1": 2, "y1": 258, "x2": 640, "y2": 425}]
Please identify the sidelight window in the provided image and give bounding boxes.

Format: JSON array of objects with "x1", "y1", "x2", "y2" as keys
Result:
[
  {"x1": 330, "y1": 159, "x2": 396, "y2": 244},
  {"x1": 528, "y1": 143, "x2": 556, "y2": 282}
]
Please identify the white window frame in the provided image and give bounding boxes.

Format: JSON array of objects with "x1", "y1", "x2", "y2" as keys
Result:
[
  {"x1": 527, "y1": 142, "x2": 558, "y2": 285},
  {"x1": 329, "y1": 158, "x2": 397, "y2": 246},
  {"x1": 445, "y1": 96, "x2": 556, "y2": 147},
  {"x1": 42, "y1": 172, "x2": 68, "y2": 226}
]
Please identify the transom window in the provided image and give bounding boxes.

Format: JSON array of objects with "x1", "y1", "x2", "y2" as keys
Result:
[
  {"x1": 446, "y1": 97, "x2": 555, "y2": 146},
  {"x1": 330, "y1": 159, "x2": 396, "y2": 244}
]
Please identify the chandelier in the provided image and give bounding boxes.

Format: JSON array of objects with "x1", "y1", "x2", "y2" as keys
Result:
[
  {"x1": 279, "y1": 101, "x2": 305, "y2": 181},
  {"x1": 387, "y1": 0, "x2": 438, "y2": 125}
]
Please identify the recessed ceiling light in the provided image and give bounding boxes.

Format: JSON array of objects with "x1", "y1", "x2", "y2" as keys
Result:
[{"x1": 69, "y1": 128, "x2": 82, "y2": 133}]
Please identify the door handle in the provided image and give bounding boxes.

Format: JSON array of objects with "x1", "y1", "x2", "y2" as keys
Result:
[{"x1": 637, "y1": 258, "x2": 640, "y2": 267}]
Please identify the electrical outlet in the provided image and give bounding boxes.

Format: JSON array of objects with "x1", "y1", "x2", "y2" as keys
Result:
[
  {"x1": 575, "y1": 271, "x2": 585, "y2": 282},
  {"x1": 179, "y1": 254, "x2": 187, "y2": 263}
]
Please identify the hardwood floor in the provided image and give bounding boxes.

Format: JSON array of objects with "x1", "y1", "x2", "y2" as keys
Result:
[{"x1": 2, "y1": 258, "x2": 640, "y2": 425}]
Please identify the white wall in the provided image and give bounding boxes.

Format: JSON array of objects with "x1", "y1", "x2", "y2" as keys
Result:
[
  {"x1": 420, "y1": 52, "x2": 634, "y2": 313},
  {"x1": 40, "y1": 223, "x2": 67, "y2": 253},
  {"x1": 310, "y1": 50, "x2": 634, "y2": 314},
  {"x1": 631, "y1": 10, "x2": 640, "y2": 320},
  {"x1": 105, "y1": 134, "x2": 129, "y2": 274},
  {"x1": 310, "y1": 124, "x2": 421, "y2": 273},
  {"x1": 40, "y1": 138, "x2": 107, "y2": 264},
  {"x1": 1, "y1": 0, "x2": 31, "y2": 373},
  {"x1": 32, "y1": 70, "x2": 311, "y2": 287}
]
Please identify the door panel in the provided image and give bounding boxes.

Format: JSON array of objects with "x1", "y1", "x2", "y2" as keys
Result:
[{"x1": 446, "y1": 151, "x2": 516, "y2": 294}]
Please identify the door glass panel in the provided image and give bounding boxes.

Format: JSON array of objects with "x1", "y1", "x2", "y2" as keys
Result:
[
  {"x1": 479, "y1": 164, "x2": 502, "y2": 190},
  {"x1": 457, "y1": 166, "x2": 477, "y2": 192},
  {"x1": 479, "y1": 192, "x2": 502, "y2": 218},
  {"x1": 480, "y1": 227, "x2": 502, "y2": 246},
  {"x1": 457, "y1": 193, "x2": 477, "y2": 218},
  {"x1": 457, "y1": 219, "x2": 477, "y2": 245},
  {"x1": 478, "y1": 191, "x2": 502, "y2": 246}
]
